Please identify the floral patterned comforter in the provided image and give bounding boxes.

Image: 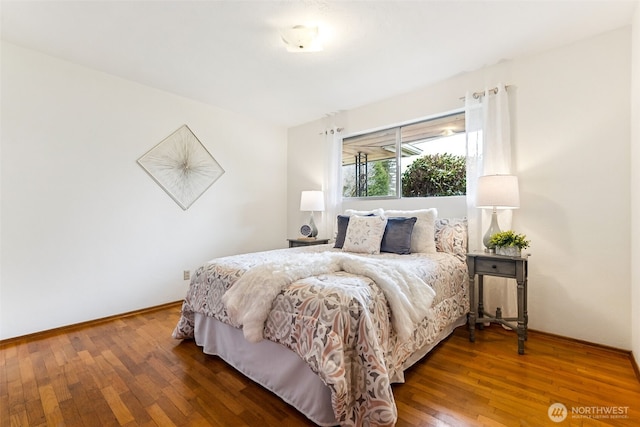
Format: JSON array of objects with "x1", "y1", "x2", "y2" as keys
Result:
[{"x1": 173, "y1": 244, "x2": 468, "y2": 427}]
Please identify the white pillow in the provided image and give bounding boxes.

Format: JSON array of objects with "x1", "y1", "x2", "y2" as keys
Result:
[
  {"x1": 384, "y1": 208, "x2": 437, "y2": 253},
  {"x1": 342, "y1": 215, "x2": 388, "y2": 254},
  {"x1": 344, "y1": 208, "x2": 384, "y2": 217},
  {"x1": 334, "y1": 208, "x2": 384, "y2": 245}
]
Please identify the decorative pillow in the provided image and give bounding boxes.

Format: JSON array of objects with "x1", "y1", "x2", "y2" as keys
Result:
[
  {"x1": 333, "y1": 215, "x2": 351, "y2": 248},
  {"x1": 334, "y1": 209, "x2": 384, "y2": 248},
  {"x1": 380, "y1": 217, "x2": 417, "y2": 254},
  {"x1": 435, "y1": 218, "x2": 468, "y2": 262},
  {"x1": 383, "y1": 208, "x2": 437, "y2": 253},
  {"x1": 342, "y1": 215, "x2": 388, "y2": 254}
]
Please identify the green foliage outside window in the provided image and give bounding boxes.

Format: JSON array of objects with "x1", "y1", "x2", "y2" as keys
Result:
[
  {"x1": 401, "y1": 153, "x2": 466, "y2": 197},
  {"x1": 368, "y1": 161, "x2": 392, "y2": 196}
]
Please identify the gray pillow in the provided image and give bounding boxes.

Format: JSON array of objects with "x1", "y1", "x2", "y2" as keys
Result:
[{"x1": 380, "y1": 217, "x2": 417, "y2": 254}]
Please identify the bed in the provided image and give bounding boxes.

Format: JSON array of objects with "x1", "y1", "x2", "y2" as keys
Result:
[{"x1": 173, "y1": 210, "x2": 469, "y2": 427}]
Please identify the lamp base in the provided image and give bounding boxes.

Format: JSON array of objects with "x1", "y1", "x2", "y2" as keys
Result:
[
  {"x1": 309, "y1": 212, "x2": 318, "y2": 238},
  {"x1": 482, "y1": 208, "x2": 501, "y2": 249}
]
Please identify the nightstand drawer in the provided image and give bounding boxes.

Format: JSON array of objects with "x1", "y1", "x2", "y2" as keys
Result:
[{"x1": 475, "y1": 258, "x2": 516, "y2": 276}]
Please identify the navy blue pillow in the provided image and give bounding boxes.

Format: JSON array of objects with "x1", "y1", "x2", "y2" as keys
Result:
[
  {"x1": 380, "y1": 217, "x2": 418, "y2": 254},
  {"x1": 334, "y1": 215, "x2": 350, "y2": 248}
]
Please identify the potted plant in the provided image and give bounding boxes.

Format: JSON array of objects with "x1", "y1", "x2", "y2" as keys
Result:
[{"x1": 489, "y1": 230, "x2": 530, "y2": 257}]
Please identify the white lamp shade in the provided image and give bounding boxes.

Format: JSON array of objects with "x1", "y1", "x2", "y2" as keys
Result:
[
  {"x1": 300, "y1": 190, "x2": 325, "y2": 212},
  {"x1": 476, "y1": 175, "x2": 520, "y2": 209}
]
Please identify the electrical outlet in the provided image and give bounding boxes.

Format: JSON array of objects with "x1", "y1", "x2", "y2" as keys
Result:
[{"x1": 183, "y1": 270, "x2": 190, "y2": 281}]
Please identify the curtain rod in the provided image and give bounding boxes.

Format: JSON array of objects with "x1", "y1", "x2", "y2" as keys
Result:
[
  {"x1": 459, "y1": 84, "x2": 512, "y2": 101},
  {"x1": 319, "y1": 127, "x2": 344, "y2": 135}
]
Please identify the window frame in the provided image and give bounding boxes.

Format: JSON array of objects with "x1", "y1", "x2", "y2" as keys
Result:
[{"x1": 341, "y1": 108, "x2": 465, "y2": 200}]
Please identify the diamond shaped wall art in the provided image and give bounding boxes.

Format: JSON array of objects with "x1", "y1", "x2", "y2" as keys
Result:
[{"x1": 138, "y1": 125, "x2": 225, "y2": 210}]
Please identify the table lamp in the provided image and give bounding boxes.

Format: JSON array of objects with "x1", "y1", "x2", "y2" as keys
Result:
[
  {"x1": 476, "y1": 175, "x2": 520, "y2": 249},
  {"x1": 300, "y1": 190, "x2": 325, "y2": 238}
]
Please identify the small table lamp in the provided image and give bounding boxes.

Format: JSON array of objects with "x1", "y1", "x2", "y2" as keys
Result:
[
  {"x1": 300, "y1": 190, "x2": 325, "y2": 238},
  {"x1": 476, "y1": 175, "x2": 520, "y2": 249}
]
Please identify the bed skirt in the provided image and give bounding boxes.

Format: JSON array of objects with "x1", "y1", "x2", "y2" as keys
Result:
[{"x1": 194, "y1": 312, "x2": 467, "y2": 426}]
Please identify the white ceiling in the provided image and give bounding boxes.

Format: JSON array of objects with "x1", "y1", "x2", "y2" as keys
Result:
[{"x1": 1, "y1": 1, "x2": 636, "y2": 127}]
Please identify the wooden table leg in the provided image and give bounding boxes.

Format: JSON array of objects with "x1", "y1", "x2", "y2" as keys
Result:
[
  {"x1": 517, "y1": 279, "x2": 526, "y2": 354},
  {"x1": 468, "y1": 273, "x2": 476, "y2": 342}
]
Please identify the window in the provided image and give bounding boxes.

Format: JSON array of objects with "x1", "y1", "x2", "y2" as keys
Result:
[{"x1": 341, "y1": 111, "x2": 466, "y2": 198}]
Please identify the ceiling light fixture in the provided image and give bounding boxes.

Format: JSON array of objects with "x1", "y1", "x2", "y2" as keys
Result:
[{"x1": 281, "y1": 25, "x2": 322, "y2": 53}]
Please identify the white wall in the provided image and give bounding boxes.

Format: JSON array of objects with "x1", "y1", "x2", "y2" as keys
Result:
[
  {"x1": 630, "y1": 1, "x2": 640, "y2": 367},
  {"x1": 288, "y1": 27, "x2": 632, "y2": 349},
  {"x1": 0, "y1": 42, "x2": 288, "y2": 339}
]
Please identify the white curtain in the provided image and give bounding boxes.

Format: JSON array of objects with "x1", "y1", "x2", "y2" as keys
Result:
[
  {"x1": 465, "y1": 83, "x2": 517, "y2": 319},
  {"x1": 323, "y1": 127, "x2": 342, "y2": 240}
]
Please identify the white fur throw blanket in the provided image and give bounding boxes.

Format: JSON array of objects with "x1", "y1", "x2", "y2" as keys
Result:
[{"x1": 222, "y1": 252, "x2": 436, "y2": 343}]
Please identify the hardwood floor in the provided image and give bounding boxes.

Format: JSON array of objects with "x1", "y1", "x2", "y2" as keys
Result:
[{"x1": 1, "y1": 303, "x2": 638, "y2": 426}]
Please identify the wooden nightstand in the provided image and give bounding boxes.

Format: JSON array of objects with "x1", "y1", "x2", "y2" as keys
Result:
[
  {"x1": 287, "y1": 238, "x2": 330, "y2": 248},
  {"x1": 467, "y1": 252, "x2": 529, "y2": 354}
]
